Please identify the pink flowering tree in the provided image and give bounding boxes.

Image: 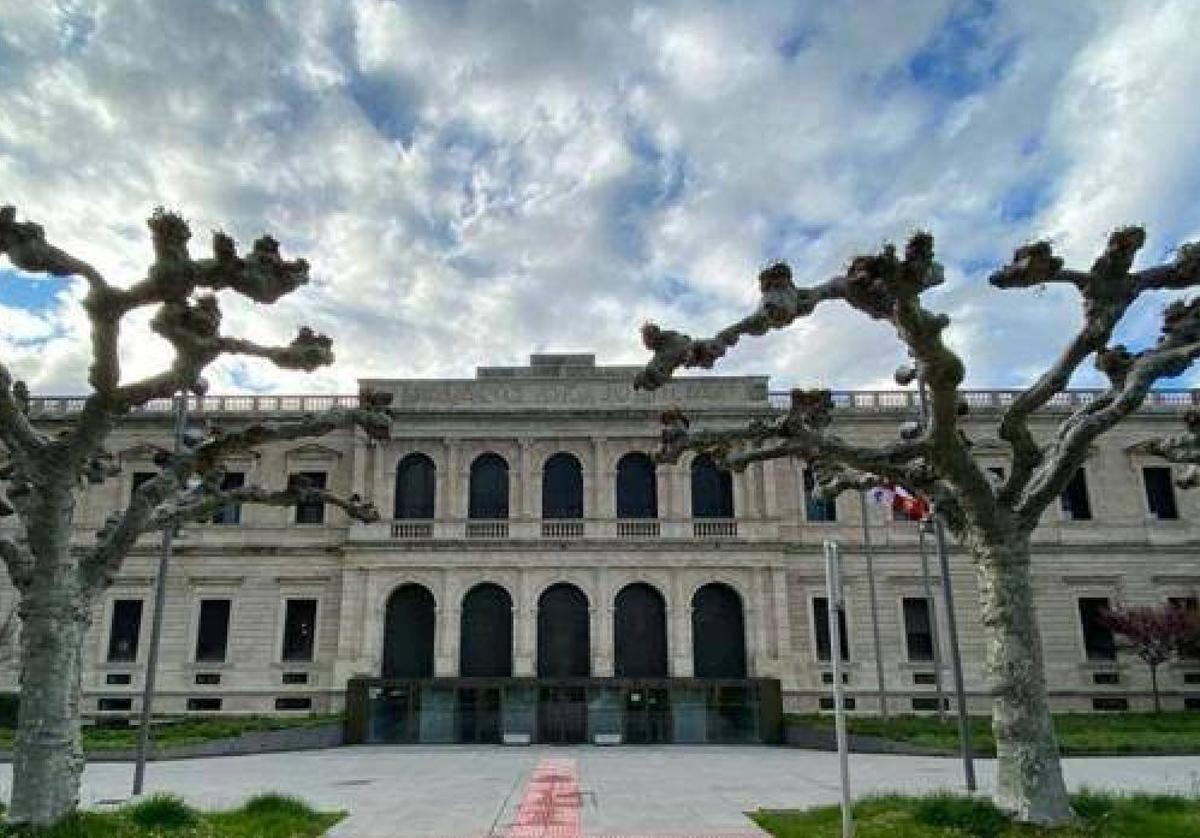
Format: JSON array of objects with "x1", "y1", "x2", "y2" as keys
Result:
[{"x1": 1102, "y1": 603, "x2": 1200, "y2": 713}]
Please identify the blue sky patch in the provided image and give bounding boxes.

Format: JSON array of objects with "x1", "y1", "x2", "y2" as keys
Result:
[{"x1": 0, "y1": 269, "x2": 67, "y2": 314}]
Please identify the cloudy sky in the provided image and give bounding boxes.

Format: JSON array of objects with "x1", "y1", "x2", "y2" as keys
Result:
[{"x1": 1, "y1": 0, "x2": 1199, "y2": 395}]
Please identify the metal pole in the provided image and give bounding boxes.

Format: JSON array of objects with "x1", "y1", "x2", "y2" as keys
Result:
[
  {"x1": 132, "y1": 392, "x2": 187, "y2": 796},
  {"x1": 825, "y1": 541, "x2": 853, "y2": 838},
  {"x1": 857, "y1": 491, "x2": 887, "y2": 720},
  {"x1": 917, "y1": 521, "x2": 946, "y2": 722},
  {"x1": 933, "y1": 507, "x2": 977, "y2": 792}
]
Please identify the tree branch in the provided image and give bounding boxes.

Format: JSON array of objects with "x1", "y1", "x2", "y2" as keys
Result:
[
  {"x1": 0, "y1": 364, "x2": 43, "y2": 454},
  {"x1": 990, "y1": 229, "x2": 1148, "y2": 506},
  {"x1": 77, "y1": 400, "x2": 392, "y2": 591},
  {"x1": 0, "y1": 534, "x2": 32, "y2": 590}
]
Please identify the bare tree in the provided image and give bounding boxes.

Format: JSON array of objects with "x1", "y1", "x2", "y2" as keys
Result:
[
  {"x1": 634, "y1": 229, "x2": 1200, "y2": 825},
  {"x1": 0, "y1": 207, "x2": 393, "y2": 826},
  {"x1": 1101, "y1": 602, "x2": 1199, "y2": 713}
]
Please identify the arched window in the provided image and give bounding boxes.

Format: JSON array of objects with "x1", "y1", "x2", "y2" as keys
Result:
[
  {"x1": 469, "y1": 453, "x2": 509, "y2": 519},
  {"x1": 542, "y1": 452, "x2": 583, "y2": 519},
  {"x1": 460, "y1": 583, "x2": 513, "y2": 677},
  {"x1": 537, "y1": 584, "x2": 590, "y2": 677},
  {"x1": 691, "y1": 454, "x2": 733, "y2": 518},
  {"x1": 394, "y1": 453, "x2": 436, "y2": 519},
  {"x1": 614, "y1": 583, "x2": 668, "y2": 677},
  {"x1": 382, "y1": 583, "x2": 436, "y2": 678},
  {"x1": 691, "y1": 583, "x2": 747, "y2": 678},
  {"x1": 616, "y1": 452, "x2": 657, "y2": 519}
]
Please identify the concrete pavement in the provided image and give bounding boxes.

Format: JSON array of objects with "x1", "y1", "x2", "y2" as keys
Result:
[{"x1": 2, "y1": 746, "x2": 1198, "y2": 837}]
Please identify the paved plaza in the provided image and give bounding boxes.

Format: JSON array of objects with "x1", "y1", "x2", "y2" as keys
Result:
[{"x1": 2, "y1": 747, "x2": 1198, "y2": 837}]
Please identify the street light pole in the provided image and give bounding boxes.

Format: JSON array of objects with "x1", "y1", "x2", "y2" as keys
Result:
[
  {"x1": 132, "y1": 391, "x2": 187, "y2": 796},
  {"x1": 933, "y1": 503, "x2": 977, "y2": 792},
  {"x1": 858, "y1": 490, "x2": 888, "y2": 720}
]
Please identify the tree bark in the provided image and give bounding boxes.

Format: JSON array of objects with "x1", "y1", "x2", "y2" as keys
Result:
[
  {"x1": 974, "y1": 533, "x2": 1073, "y2": 825},
  {"x1": 8, "y1": 545, "x2": 90, "y2": 826}
]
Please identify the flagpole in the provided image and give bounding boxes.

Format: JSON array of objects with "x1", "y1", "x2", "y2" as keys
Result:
[
  {"x1": 858, "y1": 490, "x2": 888, "y2": 720},
  {"x1": 918, "y1": 518, "x2": 946, "y2": 723}
]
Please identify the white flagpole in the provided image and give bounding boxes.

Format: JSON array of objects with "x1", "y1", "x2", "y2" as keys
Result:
[{"x1": 825, "y1": 540, "x2": 853, "y2": 838}]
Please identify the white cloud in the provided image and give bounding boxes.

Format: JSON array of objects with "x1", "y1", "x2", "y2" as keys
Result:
[{"x1": 0, "y1": 0, "x2": 1198, "y2": 397}]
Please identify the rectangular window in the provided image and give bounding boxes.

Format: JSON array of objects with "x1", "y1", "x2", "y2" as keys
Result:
[
  {"x1": 194, "y1": 599, "x2": 232, "y2": 663},
  {"x1": 106, "y1": 599, "x2": 143, "y2": 663},
  {"x1": 1170, "y1": 597, "x2": 1200, "y2": 659},
  {"x1": 812, "y1": 597, "x2": 849, "y2": 661},
  {"x1": 281, "y1": 598, "x2": 318, "y2": 662},
  {"x1": 275, "y1": 696, "x2": 313, "y2": 711},
  {"x1": 1078, "y1": 597, "x2": 1116, "y2": 661},
  {"x1": 1143, "y1": 467, "x2": 1179, "y2": 520},
  {"x1": 211, "y1": 472, "x2": 245, "y2": 525},
  {"x1": 292, "y1": 471, "x2": 327, "y2": 524},
  {"x1": 98, "y1": 697, "x2": 133, "y2": 712},
  {"x1": 803, "y1": 469, "x2": 836, "y2": 522},
  {"x1": 1060, "y1": 468, "x2": 1093, "y2": 520},
  {"x1": 902, "y1": 597, "x2": 935, "y2": 662},
  {"x1": 187, "y1": 697, "x2": 222, "y2": 712},
  {"x1": 130, "y1": 471, "x2": 156, "y2": 503}
]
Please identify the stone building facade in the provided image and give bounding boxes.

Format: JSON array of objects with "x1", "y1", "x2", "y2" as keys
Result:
[{"x1": 4, "y1": 353, "x2": 1200, "y2": 741}]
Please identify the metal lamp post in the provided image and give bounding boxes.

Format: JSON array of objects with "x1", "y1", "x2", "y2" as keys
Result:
[{"x1": 132, "y1": 391, "x2": 188, "y2": 796}]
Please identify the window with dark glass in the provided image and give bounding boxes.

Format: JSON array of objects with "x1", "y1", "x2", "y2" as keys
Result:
[
  {"x1": 902, "y1": 597, "x2": 934, "y2": 662},
  {"x1": 542, "y1": 453, "x2": 583, "y2": 519},
  {"x1": 130, "y1": 471, "x2": 156, "y2": 503},
  {"x1": 395, "y1": 453, "x2": 436, "y2": 519},
  {"x1": 292, "y1": 471, "x2": 327, "y2": 524},
  {"x1": 469, "y1": 453, "x2": 509, "y2": 519},
  {"x1": 616, "y1": 452, "x2": 657, "y2": 518},
  {"x1": 194, "y1": 599, "x2": 231, "y2": 663},
  {"x1": 281, "y1": 598, "x2": 318, "y2": 662},
  {"x1": 803, "y1": 468, "x2": 836, "y2": 522},
  {"x1": 813, "y1": 597, "x2": 849, "y2": 661},
  {"x1": 691, "y1": 454, "x2": 733, "y2": 518},
  {"x1": 1170, "y1": 596, "x2": 1200, "y2": 659},
  {"x1": 1078, "y1": 597, "x2": 1116, "y2": 661},
  {"x1": 1060, "y1": 468, "x2": 1092, "y2": 521},
  {"x1": 1143, "y1": 466, "x2": 1179, "y2": 520},
  {"x1": 211, "y1": 472, "x2": 244, "y2": 525},
  {"x1": 107, "y1": 599, "x2": 143, "y2": 663}
]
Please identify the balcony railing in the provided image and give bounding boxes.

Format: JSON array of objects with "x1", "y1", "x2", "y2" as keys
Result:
[
  {"x1": 352, "y1": 518, "x2": 763, "y2": 542},
  {"x1": 26, "y1": 389, "x2": 1200, "y2": 418}
]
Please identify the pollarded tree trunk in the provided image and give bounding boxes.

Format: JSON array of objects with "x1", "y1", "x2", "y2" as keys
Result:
[
  {"x1": 974, "y1": 531, "x2": 1072, "y2": 824},
  {"x1": 9, "y1": 545, "x2": 90, "y2": 825}
]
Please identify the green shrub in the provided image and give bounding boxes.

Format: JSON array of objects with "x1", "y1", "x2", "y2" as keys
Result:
[
  {"x1": 124, "y1": 793, "x2": 199, "y2": 831},
  {"x1": 912, "y1": 794, "x2": 1009, "y2": 838},
  {"x1": 237, "y1": 793, "x2": 317, "y2": 819}
]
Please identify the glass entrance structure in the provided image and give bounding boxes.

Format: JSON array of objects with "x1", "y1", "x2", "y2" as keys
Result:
[{"x1": 346, "y1": 677, "x2": 781, "y2": 745}]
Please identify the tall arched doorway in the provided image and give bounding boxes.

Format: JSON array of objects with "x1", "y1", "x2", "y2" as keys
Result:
[
  {"x1": 457, "y1": 583, "x2": 511, "y2": 743},
  {"x1": 542, "y1": 452, "x2": 584, "y2": 519},
  {"x1": 691, "y1": 454, "x2": 733, "y2": 518},
  {"x1": 616, "y1": 452, "x2": 657, "y2": 518},
  {"x1": 614, "y1": 583, "x2": 668, "y2": 677},
  {"x1": 537, "y1": 583, "x2": 590, "y2": 743},
  {"x1": 382, "y1": 583, "x2": 436, "y2": 678},
  {"x1": 691, "y1": 583, "x2": 746, "y2": 678},
  {"x1": 469, "y1": 452, "x2": 509, "y2": 519},
  {"x1": 395, "y1": 453, "x2": 436, "y2": 519},
  {"x1": 459, "y1": 583, "x2": 513, "y2": 677}
]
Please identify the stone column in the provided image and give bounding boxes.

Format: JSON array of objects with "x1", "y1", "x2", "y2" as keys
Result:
[
  {"x1": 442, "y1": 438, "x2": 459, "y2": 519},
  {"x1": 591, "y1": 437, "x2": 608, "y2": 519},
  {"x1": 371, "y1": 441, "x2": 387, "y2": 518},
  {"x1": 771, "y1": 566, "x2": 794, "y2": 687},
  {"x1": 671, "y1": 574, "x2": 694, "y2": 676},
  {"x1": 435, "y1": 571, "x2": 458, "y2": 676},
  {"x1": 594, "y1": 568, "x2": 613, "y2": 676},
  {"x1": 762, "y1": 461, "x2": 779, "y2": 519},
  {"x1": 334, "y1": 567, "x2": 373, "y2": 681},
  {"x1": 518, "y1": 438, "x2": 533, "y2": 519},
  {"x1": 514, "y1": 570, "x2": 536, "y2": 675}
]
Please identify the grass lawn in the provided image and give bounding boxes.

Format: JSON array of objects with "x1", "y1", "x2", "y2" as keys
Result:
[
  {"x1": 0, "y1": 714, "x2": 341, "y2": 752},
  {"x1": 0, "y1": 793, "x2": 342, "y2": 837},
  {"x1": 786, "y1": 711, "x2": 1200, "y2": 755},
  {"x1": 753, "y1": 792, "x2": 1200, "y2": 837}
]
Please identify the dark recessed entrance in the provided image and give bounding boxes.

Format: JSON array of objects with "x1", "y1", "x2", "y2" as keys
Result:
[
  {"x1": 622, "y1": 686, "x2": 672, "y2": 743},
  {"x1": 537, "y1": 584, "x2": 590, "y2": 677},
  {"x1": 382, "y1": 584, "x2": 436, "y2": 679},
  {"x1": 456, "y1": 686, "x2": 502, "y2": 743},
  {"x1": 538, "y1": 685, "x2": 588, "y2": 744}
]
